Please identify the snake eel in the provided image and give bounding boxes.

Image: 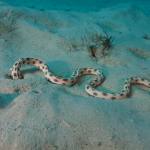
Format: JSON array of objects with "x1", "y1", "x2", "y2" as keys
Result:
[{"x1": 9, "y1": 58, "x2": 150, "y2": 100}]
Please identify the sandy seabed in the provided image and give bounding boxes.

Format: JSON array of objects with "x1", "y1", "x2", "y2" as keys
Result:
[{"x1": 0, "y1": 1, "x2": 150, "y2": 150}]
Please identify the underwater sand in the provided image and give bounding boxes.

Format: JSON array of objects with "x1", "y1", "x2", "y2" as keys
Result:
[{"x1": 0, "y1": 1, "x2": 150, "y2": 150}]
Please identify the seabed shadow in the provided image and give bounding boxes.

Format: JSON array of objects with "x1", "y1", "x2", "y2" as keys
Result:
[{"x1": 0, "y1": 93, "x2": 18, "y2": 109}]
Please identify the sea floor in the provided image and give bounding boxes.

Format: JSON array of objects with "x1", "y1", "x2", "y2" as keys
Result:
[{"x1": 0, "y1": 1, "x2": 150, "y2": 150}]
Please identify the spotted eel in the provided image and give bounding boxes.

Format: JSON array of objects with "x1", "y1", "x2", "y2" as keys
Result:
[{"x1": 9, "y1": 58, "x2": 150, "y2": 100}]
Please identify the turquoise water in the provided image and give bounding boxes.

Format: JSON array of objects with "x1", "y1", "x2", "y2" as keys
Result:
[{"x1": 1, "y1": 0, "x2": 149, "y2": 11}]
